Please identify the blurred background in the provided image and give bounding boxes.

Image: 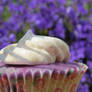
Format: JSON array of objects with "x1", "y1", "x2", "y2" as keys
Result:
[{"x1": 0, "y1": 0, "x2": 92, "y2": 92}]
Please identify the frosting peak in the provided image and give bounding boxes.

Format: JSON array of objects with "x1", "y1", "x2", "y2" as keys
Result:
[{"x1": 0, "y1": 29, "x2": 70, "y2": 65}]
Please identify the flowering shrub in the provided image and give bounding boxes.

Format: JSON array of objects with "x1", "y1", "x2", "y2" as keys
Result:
[{"x1": 0, "y1": 0, "x2": 92, "y2": 92}]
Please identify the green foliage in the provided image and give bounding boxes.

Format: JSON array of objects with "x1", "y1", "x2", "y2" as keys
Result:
[
  {"x1": 16, "y1": 30, "x2": 25, "y2": 41},
  {"x1": 13, "y1": 0, "x2": 17, "y2": 4},
  {"x1": 24, "y1": 23, "x2": 31, "y2": 31},
  {"x1": 2, "y1": 7, "x2": 11, "y2": 21},
  {"x1": 85, "y1": 3, "x2": 92, "y2": 10},
  {"x1": 35, "y1": 27, "x2": 48, "y2": 36}
]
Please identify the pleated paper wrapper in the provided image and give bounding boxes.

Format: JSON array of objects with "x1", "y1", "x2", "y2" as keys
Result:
[{"x1": 0, "y1": 62, "x2": 88, "y2": 92}]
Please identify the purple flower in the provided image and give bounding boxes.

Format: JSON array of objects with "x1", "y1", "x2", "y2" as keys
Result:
[
  {"x1": 66, "y1": 6, "x2": 77, "y2": 19},
  {"x1": 0, "y1": 28, "x2": 8, "y2": 38},
  {"x1": 0, "y1": 42, "x2": 10, "y2": 50},
  {"x1": 0, "y1": 0, "x2": 9, "y2": 5},
  {"x1": 52, "y1": 14, "x2": 59, "y2": 21},
  {"x1": 54, "y1": 19, "x2": 65, "y2": 39},
  {"x1": 81, "y1": 74, "x2": 87, "y2": 83},
  {"x1": 8, "y1": 3, "x2": 18, "y2": 13},
  {"x1": 9, "y1": 33, "x2": 16, "y2": 42},
  {"x1": 0, "y1": 29, "x2": 10, "y2": 49},
  {"x1": 77, "y1": 24, "x2": 82, "y2": 31},
  {"x1": 77, "y1": 84, "x2": 89, "y2": 92},
  {"x1": 56, "y1": 0, "x2": 66, "y2": 5},
  {"x1": 48, "y1": 30, "x2": 55, "y2": 37},
  {"x1": 86, "y1": 44, "x2": 92, "y2": 60},
  {"x1": 0, "y1": 5, "x2": 3, "y2": 14},
  {"x1": 87, "y1": 31, "x2": 92, "y2": 44},
  {"x1": 3, "y1": 16, "x2": 22, "y2": 32},
  {"x1": 77, "y1": 4, "x2": 88, "y2": 15},
  {"x1": 29, "y1": 0, "x2": 38, "y2": 8},
  {"x1": 87, "y1": 61, "x2": 92, "y2": 69},
  {"x1": 18, "y1": 5, "x2": 26, "y2": 14}
]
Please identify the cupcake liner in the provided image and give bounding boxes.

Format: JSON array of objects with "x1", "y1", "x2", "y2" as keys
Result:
[
  {"x1": 25, "y1": 72, "x2": 32, "y2": 92},
  {"x1": 0, "y1": 62, "x2": 88, "y2": 92}
]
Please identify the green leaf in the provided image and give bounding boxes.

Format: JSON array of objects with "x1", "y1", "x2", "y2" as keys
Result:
[
  {"x1": 16, "y1": 30, "x2": 25, "y2": 41},
  {"x1": 20, "y1": 0, "x2": 23, "y2": 3},
  {"x1": 35, "y1": 26, "x2": 48, "y2": 35},
  {"x1": 64, "y1": 18, "x2": 72, "y2": 32},
  {"x1": 85, "y1": 3, "x2": 92, "y2": 10},
  {"x1": 24, "y1": 23, "x2": 31, "y2": 31},
  {"x1": 13, "y1": 0, "x2": 17, "y2": 4},
  {"x1": 2, "y1": 7, "x2": 11, "y2": 21},
  {"x1": 43, "y1": 29, "x2": 48, "y2": 35}
]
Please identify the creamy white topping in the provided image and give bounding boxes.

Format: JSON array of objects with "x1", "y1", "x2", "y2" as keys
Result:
[{"x1": 0, "y1": 30, "x2": 70, "y2": 65}]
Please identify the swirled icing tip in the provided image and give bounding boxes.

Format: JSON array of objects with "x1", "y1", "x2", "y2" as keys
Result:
[{"x1": 17, "y1": 29, "x2": 35, "y2": 47}]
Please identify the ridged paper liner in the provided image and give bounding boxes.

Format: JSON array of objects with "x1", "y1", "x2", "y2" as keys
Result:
[{"x1": 0, "y1": 62, "x2": 88, "y2": 92}]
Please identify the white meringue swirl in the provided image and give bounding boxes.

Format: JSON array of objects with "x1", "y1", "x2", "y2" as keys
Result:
[{"x1": 0, "y1": 30, "x2": 70, "y2": 65}]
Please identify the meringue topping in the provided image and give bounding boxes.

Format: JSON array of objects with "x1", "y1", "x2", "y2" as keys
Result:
[{"x1": 0, "y1": 30, "x2": 70, "y2": 65}]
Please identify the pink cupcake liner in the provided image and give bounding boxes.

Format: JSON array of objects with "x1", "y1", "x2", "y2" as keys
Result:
[{"x1": 0, "y1": 62, "x2": 88, "y2": 92}]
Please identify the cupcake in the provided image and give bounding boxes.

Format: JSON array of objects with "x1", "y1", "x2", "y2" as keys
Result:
[{"x1": 0, "y1": 29, "x2": 88, "y2": 92}]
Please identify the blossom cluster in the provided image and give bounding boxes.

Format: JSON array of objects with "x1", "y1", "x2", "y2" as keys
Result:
[{"x1": 0, "y1": 0, "x2": 92, "y2": 92}]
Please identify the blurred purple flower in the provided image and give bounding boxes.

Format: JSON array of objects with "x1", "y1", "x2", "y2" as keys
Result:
[
  {"x1": 0, "y1": 42, "x2": 10, "y2": 50},
  {"x1": 87, "y1": 31, "x2": 92, "y2": 44},
  {"x1": 70, "y1": 40, "x2": 86, "y2": 61},
  {"x1": 18, "y1": 5, "x2": 26, "y2": 14},
  {"x1": 81, "y1": 74, "x2": 87, "y2": 83},
  {"x1": 54, "y1": 19, "x2": 65, "y2": 39},
  {"x1": 86, "y1": 44, "x2": 92, "y2": 60},
  {"x1": 0, "y1": 28, "x2": 8, "y2": 38},
  {"x1": 0, "y1": 29, "x2": 10, "y2": 49},
  {"x1": 9, "y1": 33, "x2": 16, "y2": 42},
  {"x1": 29, "y1": 0, "x2": 38, "y2": 8},
  {"x1": 66, "y1": 6, "x2": 77, "y2": 19},
  {"x1": 56, "y1": 0, "x2": 66, "y2": 5},
  {"x1": 77, "y1": 84, "x2": 89, "y2": 92},
  {"x1": 8, "y1": 3, "x2": 18, "y2": 14},
  {"x1": 52, "y1": 14, "x2": 59, "y2": 21},
  {"x1": 0, "y1": 0, "x2": 9, "y2": 5},
  {"x1": 3, "y1": 16, "x2": 22, "y2": 32},
  {"x1": 77, "y1": 4, "x2": 88, "y2": 15},
  {"x1": 48, "y1": 30, "x2": 55, "y2": 36},
  {"x1": 87, "y1": 61, "x2": 92, "y2": 69},
  {"x1": 0, "y1": 5, "x2": 3, "y2": 14}
]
